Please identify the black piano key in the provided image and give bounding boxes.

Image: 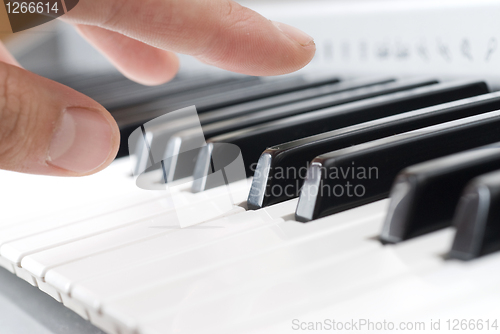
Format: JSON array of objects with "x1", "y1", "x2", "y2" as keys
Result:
[
  {"x1": 295, "y1": 110, "x2": 500, "y2": 222},
  {"x1": 56, "y1": 71, "x2": 229, "y2": 112},
  {"x1": 114, "y1": 73, "x2": 341, "y2": 128},
  {"x1": 133, "y1": 77, "x2": 388, "y2": 178},
  {"x1": 114, "y1": 75, "x2": 263, "y2": 126},
  {"x1": 449, "y1": 170, "x2": 500, "y2": 261},
  {"x1": 248, "y1": 92, "x2": 500, "y2": 210},
  {"x1": 197, "y1": 78, "x2": 437, "y2": 138},
  {"x1": 380, "y1": 143, "x2": 500, "y2": 244},
  {"x1": 115, "y1": 76, "x2": 267, "y2": 157},
  {"x1": 193, "y1": 80, "x2": 488, "y2": 192},
  {"x1": 162, "y1": 77, "x2": 410, "y2": 181},
  {"x1": 198, "y1": 77, "x2": 395, "y2": 124},
  {"x1": 55, "y1": 71, "x2": 126, "y2": 92},
  {"x1": 92, "y1": 74, "x2": 245, "y2": 111}
]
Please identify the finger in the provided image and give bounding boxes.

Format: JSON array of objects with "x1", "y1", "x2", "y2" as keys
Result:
[
  {"x1": 0, "y1": 42, "x2": 21, "y2": 67},
  {"x1": 0, "y1": 61, "x2": 120, "y2": 176},
  {"x1": 62, "y1": 0, "x2": 315, "y2": 76},
  {"x1": 76, "y1": 25, "x2": 179, "y2": 86}
]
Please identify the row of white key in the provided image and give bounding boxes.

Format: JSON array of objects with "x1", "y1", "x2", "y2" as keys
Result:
[
  {"x1": 1, "y1": 175, "x2": 249, "y2": 266},
  {"x1": 2, "y1": 157, "x2": 495, "y2": 334},
  {"x1": 144, "y1": 229, "x2": 500, "y2": 334},
  {"x1": 228, "y1": 250, "x2": 500, "y2": 334}
]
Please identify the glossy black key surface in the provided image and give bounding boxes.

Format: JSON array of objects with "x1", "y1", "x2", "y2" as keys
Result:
[
  {"x1": 133, "y1": 77, "x2": 385, "y2": 179},
  {"x1": 161, "y1": 77, "x2": 414, "y2": 181},
  {"x1": 59, "y1": 72, "x2": 244, "y2": 112},
  {"x1": 114, "y1": 76, "x2": 263, "y2": 127},
  {"x1": 93, "y1": 75, "x2": 244, "y2": 111},
  {"x1": 135, "y1": 77, "x2": 394, "y2": 167},
  {"x1": 449, "y1": 170, "x2": 500, "y2": 261},
  {"x1": 197, "y1": 77, "x2": 394, "y2": 125},
  {"x1": 380, "y1": 143, "x2": 500, "y2": 244},
  {"x1": 248, "y1": 92, "x2": 500, "y2": 210},
  {"x1": 117, "y1": 74, "x2": 343, "y2": 157},
  {"x1": 193, "y1": 80, "x2": 488, "y2": 192},
  {"x1": 116, "y1": 76, "x2": 268, "y2": 157},
  {"x1": 197, "y1": 78, "x2": 438, "y2": 141},
  {"x1": 114, "y1": 73, "x2": 341, "y2": 128},
  {"x1": 295, "y1": 110, "x2": 500, "y2": 222}
]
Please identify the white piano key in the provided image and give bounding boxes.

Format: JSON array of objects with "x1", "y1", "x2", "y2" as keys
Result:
[
  {"x1": 45, "y1": 208, "x2": 280, "y2": 295},
  {"x1": 1, "y1": 179, "x2": 250, "y2": 266},
  {"x1": 257, "y1": 234, "x2": 500, "y2": 334},
  {"x1": 1, "y1": 197, "x2": 174, "y2": 266},
  {"x1": 109, "y1": 213, "x2": 391, "y2": 331},
  {"x1": 36, "y1": 279, "x2": 62, "y2": 302},
  {"x1": 248, "y1": 249, "x2": 500, "y2": 334},
  {"x1": 60, "y1": 293, "x2": 89, "y2": 320},
  {"x1": 14, "y1": 266, "x2": 38, "y2": 286},
  {"x1": 21, "y1": 205, "x2": 246, "y2": 279},
  {"x1": 87, "y1": 308, "x2": 121, "y2": 334},
  {"x1": 69, "y1": 200, "x2": 387, "y2": 317},
  {"x1": 21, "y1": 213, "x2": 181, "y2": 280},
  {"x1": 0, "y1": 171, "x2": 193, "y2": 250},
  {"x1": 0, "y1": 157, "x2": 135, "y2": 228},
  {"x1": 137, "y1": 228, "x2": 453, "y2": 334},
  {"x1": 0, "y1": 257, "x2": 15, "y2": 273},
  {"x1": 0, "y1": 189, "x2": 164, "y2": 248}
]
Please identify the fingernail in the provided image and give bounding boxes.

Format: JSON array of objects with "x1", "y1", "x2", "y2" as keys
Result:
[
  {"x1": 272, "y1": 21, "x2": 314, "y2": 46},
  {"x1": 48, "y1": 108, "x2": 113, "y2": 173}
]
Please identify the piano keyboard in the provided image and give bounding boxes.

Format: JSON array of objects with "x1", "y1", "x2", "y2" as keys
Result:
[
  {"x1": 2, "y1": 69, "x2": 500, "y2": 334},
  {"x1": 4, "y1": 1, "x2": 500, "y2": 333}
]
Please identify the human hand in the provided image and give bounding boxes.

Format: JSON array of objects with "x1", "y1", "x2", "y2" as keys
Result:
[{"x1": 0, "y1": 0, "x2": 315, "y2": 176}]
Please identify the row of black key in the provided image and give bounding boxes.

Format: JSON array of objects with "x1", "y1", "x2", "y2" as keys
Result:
[
  {"x1": 64, "y1": 71, "x2": 500, "y2": 261},
  {"x1": 194, "y1": 80, "x2": 487, "y2": 190}
]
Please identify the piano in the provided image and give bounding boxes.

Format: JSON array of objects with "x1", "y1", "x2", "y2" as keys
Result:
[{"x1": 2, "y1": 0, "x2": 500, "y2": 333}]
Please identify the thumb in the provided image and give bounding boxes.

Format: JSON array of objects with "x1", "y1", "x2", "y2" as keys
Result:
[{"x1": 0, "y1": 61, "x2": 120, "y2": 176}]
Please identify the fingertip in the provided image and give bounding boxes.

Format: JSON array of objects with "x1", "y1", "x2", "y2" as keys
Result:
[
  {"x1": 194, "y1": 6, "x2": 316, "y2": 76},
  {"x1": 271, "y1": 21, "x2": 315, "y2": 47},
  {"x1": 121, "y1": 50, "x2": 180, "y2": 86}
]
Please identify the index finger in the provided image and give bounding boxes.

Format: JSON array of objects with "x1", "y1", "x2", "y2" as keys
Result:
[{"x1": 62, "y1": 0, "x2": 316, "y2": 76}]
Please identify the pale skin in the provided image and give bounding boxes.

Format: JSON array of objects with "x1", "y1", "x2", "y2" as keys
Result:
[{"x1": 0, "y1": 0, "x2": 316, "y2": 176}]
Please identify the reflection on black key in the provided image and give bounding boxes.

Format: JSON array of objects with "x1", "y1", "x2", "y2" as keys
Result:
[
  {"x1": 295, "y1": 111, "x2": 500, "y2": 222},
  {"x1": 198, "y1": 77, "x2": 394, "y2": 124},
  {"x1": 61, "y1": 72, "x2": 248, "y2": 112},
  {"x1": 164, "y1": 77, "x2": 413, "y2": 181},
  {"x1": 117, "y1": 74, "x2": 343, "y2": 157},
  {"x1": 380, "y1": 143, "x2": 500, "y2": 244},
  {"x1": 115, "y1": 76, "x2": 263, "y2": 127},
  {"x1": 249, "y1": 92, "x2": 500, "y2": 210},
  {"x1": 96, "y1": 75, "x2": 244, "y2": 111},
  {"x1": 115, "y1": 73, "x2": 341, "y2": 128},
  {"x1": 134, "y1": 77, "x2": 391, "y2": 179},
  {"x1": 198, "y1": 78, "x2": 437, "y2": 142},
  {"x1": 449, "y1": 170, "x2": 500, "y2": 261},
  {"x1": 193, "y1": 80, "x2": 488, "y2": 192}
]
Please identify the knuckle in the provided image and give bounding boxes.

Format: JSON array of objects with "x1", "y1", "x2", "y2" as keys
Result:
[{"x1": 0, "y1": 63, "x2": 38, "y2": 165}]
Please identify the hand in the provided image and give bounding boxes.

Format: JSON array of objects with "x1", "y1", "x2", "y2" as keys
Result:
[{"x1": 0, "y1": 0, "x2": 315, "y2": 176}]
